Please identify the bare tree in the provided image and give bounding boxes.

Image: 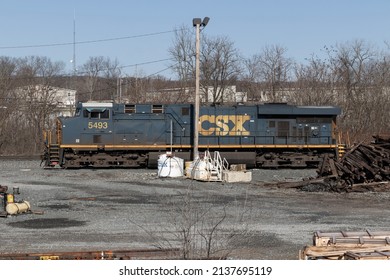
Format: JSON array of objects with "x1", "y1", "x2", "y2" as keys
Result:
[
  {"x1": 327, "y1": 40, "x2": 378, "y2": 142},
  {"x1": 80, "y1": 56, "x2": 121, "y2": 101},
  {"x1": 15, "y1": 56, "x2": 65, "y2": 153},
  {"x1": 0, "y1": 57, "x2": 18, "y2": 154},
  {"x1": 168, "y1": 26, "x2": 197, "y2": 103},
  {"x1": 169, "y1": 28, "x2": 242, "y2": 104},
  {"x1": 292, "y1": 55, "x2": 336, "y2": 105},
  {"x1": 102, "y1": 57, "x2": 121, "y2": 101},
  {"x1": 169, "y1": 26, "x2": 195, "y2": 83},
  {"x1": 130, "y1": 186, "x2": 252, "y2": 259},
  {"x1": 241, "y1": 55, "x2": 267, "y2": 103},
  {"x1": 252, "y1": 45, "x2": 294, "y2": 102},
  {"x1": 200, "y1": 35, "x2": 242, "y2": 103},
  {"x1": 369, "y1": 52, "x2": 390, "y2": 135}
]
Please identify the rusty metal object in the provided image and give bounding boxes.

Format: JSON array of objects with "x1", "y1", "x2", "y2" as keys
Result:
[
  {"x1": 315, "y1": 135, "x2": 390, "y2": 192},
  {"x1": 268, "y1": 134, "x2": 390, "y2": 192},
  {"x1": 0, "y1": 248, "x2": 180, "y2": 260},
  {"x1": 0, "y1": 185, "x2": 8, "y2": 193}
]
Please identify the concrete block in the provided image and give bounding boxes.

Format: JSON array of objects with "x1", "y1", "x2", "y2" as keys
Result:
[
  {"x1": 222, "y1": 171, "x2": 252, "y2": 183},
  {"x1": 229, "y1": 164, "x2": 247, "y2": 171}
]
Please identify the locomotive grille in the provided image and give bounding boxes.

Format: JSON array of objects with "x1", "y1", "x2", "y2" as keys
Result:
[{"x1": 93, "y1": 135, "x2": 102, "y2": 143}]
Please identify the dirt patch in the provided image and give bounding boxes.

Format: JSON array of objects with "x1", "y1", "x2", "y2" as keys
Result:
[
  {"x1": 8, "y1": 218, "x2": 86, "y2": 229},
  {"x1": 42, "y1": 204, "x2": 72, "y2": 210}
]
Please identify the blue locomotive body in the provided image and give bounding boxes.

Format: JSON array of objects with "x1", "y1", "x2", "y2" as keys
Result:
[{"x1": 43, "y1": 102, "x2": 341, "y2": 168}]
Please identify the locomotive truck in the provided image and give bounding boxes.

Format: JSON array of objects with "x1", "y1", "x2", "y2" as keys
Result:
[{"x1": 42, "y1": 101, "x2": 342, "y2": 169}]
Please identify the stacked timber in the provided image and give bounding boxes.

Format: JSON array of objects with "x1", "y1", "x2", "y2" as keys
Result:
[
  {"x1": 315, "y1": 134, "x2": 390, "y2": 192},
  {"x1": 300, "y1": 230, "x2": 390, "y2": 260}
]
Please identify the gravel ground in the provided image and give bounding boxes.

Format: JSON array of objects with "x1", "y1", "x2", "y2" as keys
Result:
[{"x1": 1, "y1": 158, "x2": 390, "y2": 259}]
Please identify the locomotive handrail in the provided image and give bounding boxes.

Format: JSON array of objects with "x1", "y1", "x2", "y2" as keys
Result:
[
  {"x1": 266, "y1": 136, "x2": 333, "y2": 145},
  {"x1": 165, "y1": 110, "x2": 189, "y2": 146},
  {"x1": 165, "y1": 111, "x2": 186, "y2": 130},
  {"x1": 196, "y1": 134, "x2": 334, "y2": 147}
]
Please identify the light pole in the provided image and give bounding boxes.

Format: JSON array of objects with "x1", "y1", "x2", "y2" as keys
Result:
[{"x1": 192, "y1": 17, "x2": 209, "y2": 160}]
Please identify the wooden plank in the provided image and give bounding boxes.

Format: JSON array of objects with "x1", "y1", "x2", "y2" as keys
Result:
[
  {"x1": 301, "y1": 230, "x2": 390, "y2": 260},
  {"x1": 301, "y1": 245, "x2": 390, "y2": 260},
  {"x1": 328, "y1": 159, "x2": 339, "y2": 177},
  {"x1": 345, "y1": 250, "x2": 390, "y2": 260},
  {"x1": 314, "y1": 230, "x2": 390, "y2": 239}
]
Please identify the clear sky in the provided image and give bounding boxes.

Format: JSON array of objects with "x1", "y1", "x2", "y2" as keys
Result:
[{"x1": 1, "y1": 0, "x2": 389, "y2": 78}]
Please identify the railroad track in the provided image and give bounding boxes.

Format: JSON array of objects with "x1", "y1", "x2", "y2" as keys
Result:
[{"x1": 0, "y1": 248, "x2": 180, "y2": 260}]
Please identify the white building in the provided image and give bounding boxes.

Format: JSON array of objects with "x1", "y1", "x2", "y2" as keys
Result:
[
  {"x1": 16, "y1": 85, "x2": 76, "y2": 117},
  {"x1": 142, "y1": 85, "x2": 247, "y2": 104},
  {"x1": 201, "y1": 85, "x2": 247, "y2": 103}
]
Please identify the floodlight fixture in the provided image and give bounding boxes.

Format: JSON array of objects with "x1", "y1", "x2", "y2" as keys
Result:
[
  {"x1": 201, "y1": 17, "x2": 210, "y2": 27},
  {"x1": 193, "y1": 18, "x2": 201, "y2": 26}
]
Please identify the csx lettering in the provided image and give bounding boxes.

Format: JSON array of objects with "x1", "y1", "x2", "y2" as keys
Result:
[
  {"x1": 199, "y1": 115, "x2": 251, "y2": 136},
  {"x1": 88, "y1": 122, "x2": 108, "y2": 129}
]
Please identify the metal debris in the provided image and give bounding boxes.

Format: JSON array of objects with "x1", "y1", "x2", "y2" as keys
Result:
[
  {"x1": 316, "y1": 134, "x2": 390, "y2": 192},
  {"x1": 266, "y1": 134, "x2": 390, "y2": 192}
]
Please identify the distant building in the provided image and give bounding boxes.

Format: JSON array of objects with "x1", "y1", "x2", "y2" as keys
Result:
[
  {"x1": 201, "y1": 85, "x2": 247, "y2": 103},
  {"x1": 141, "y1": 85, "x2": 247, "y2": 104},
  {"x1": 16, "y1": 85, "x2": 76, "y2": 117}
]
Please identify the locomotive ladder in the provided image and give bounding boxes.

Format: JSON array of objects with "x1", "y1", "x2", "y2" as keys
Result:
[
  {"x1": 43, "y1": 130, "x2": 61, "y2": 168},
  {"x1": 47, "y1": 144, "x2": 60, "y2": 167},
  {"x1": 337, "y1": 143, "x2": 347, "y2": 159}
]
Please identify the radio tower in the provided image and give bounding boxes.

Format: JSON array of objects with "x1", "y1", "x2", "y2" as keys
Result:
[{"x1": 72, "y1": 9, "x2": 76, "y2": 76}]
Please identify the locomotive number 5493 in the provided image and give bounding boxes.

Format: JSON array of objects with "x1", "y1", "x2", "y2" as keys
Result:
[{"x1": 88, "y1": 122, "x2": 108, "y2": 129}]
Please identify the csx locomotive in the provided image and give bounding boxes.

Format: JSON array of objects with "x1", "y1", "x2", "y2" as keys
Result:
[{"x1": 42, "y1": 101, "x2": 342, "y2": 168}]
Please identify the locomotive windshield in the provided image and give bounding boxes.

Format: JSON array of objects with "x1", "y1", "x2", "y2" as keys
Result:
[{"x1": 83, "y1": 108, "x2": 110, "y2": 119}]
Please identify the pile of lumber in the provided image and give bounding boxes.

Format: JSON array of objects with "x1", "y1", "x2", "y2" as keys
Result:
[
  {"x1": 300, "y1": 230, "x2": 390, "y2": 260},
  {"x1": 316, "y1": 134, "x2": 390, "y2": 192}
]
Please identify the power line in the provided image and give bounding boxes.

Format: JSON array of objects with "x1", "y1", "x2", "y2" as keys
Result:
[
  {"x1": 72, "y1": 58, "x2": 173, "y2": 76},
  {"x1": 0, "y1": 58, "x2": 174, "y2": 82},
  {"x1": 145, "y1": 63, "x2": 179, "y2": 78},
  {"x1": 118, "y1": 58, "x2": 172, "y2": 72},
  {"x1": 0, "y1": 30, "x2": 178, "y2": 49},
  {"x1": 75, "y1": 62, "x2": 180, "y2": 98}
]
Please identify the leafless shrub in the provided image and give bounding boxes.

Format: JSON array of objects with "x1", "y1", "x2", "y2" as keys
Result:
[{"x1": 130, "y1": 185, "x2": 253, "y2": 260}]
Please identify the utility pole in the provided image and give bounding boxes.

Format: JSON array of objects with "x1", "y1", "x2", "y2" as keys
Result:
[{"x1": 192, "y1": 17, "x2": 209, "y2": 160}]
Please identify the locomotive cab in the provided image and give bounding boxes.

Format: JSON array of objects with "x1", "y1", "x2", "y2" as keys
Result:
[{"x1": 62, "y1": 102, "x2": 114, "y2": 148}]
